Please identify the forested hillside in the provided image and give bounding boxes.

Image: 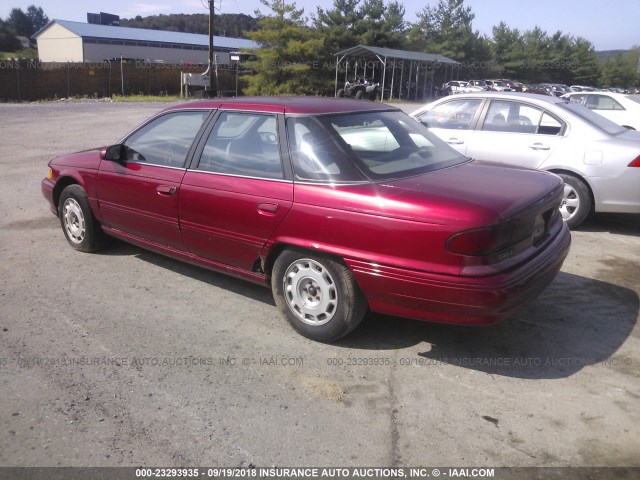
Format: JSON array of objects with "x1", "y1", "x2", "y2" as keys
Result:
[{"x1": 120, "y1": 13, "x2": 258, "y2": 39}]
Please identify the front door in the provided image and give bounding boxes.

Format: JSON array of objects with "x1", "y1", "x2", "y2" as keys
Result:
[{"x1": 97, "y1": 110, "x2": 211, "y2": 248}]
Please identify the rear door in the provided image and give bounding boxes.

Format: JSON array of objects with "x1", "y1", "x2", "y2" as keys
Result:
[
  {"x1": 464, "y1": 99, "x2": 566, "y2": 169},
  {"x1": 97, "y1": 110, "x2": 211, "y2": 249},
  {"x1": 179, "y1": 110, "x2": 293, "y2": 270}
]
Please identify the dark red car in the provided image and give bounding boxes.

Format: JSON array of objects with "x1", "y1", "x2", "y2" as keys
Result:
[{"x1": 42, "y1": 97, "x2": 571, "y2": 341}]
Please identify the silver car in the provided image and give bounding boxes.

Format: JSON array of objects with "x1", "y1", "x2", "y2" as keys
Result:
[{"x1": 411, "y1": 92, "x2": 640, "y2": 228}]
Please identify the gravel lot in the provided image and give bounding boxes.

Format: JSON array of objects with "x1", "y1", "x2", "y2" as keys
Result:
[{"x1": 0, "y1": 101, "x2": 639, "y2": 471}]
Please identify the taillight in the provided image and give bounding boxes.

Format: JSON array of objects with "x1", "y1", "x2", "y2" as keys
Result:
[
  {"x1": 446, "y1": 224, "x2": 513, "y2": 256},
  {"x1": 629, "y1": 155, "x2": 640, "y2": 167},
  {"x1": 446, "y1": 214, "x2": 545, "y2": 256}
]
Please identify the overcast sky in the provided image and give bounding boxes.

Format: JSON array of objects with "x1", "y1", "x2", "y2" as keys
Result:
[{"x1": 2, "y1": 0, "x2": 639, "y2": 51}]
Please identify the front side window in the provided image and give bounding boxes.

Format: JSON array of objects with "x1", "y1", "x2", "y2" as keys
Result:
[
  {"x1": 196, "y1": 112, "x2": 283, "y2": 179},
  {"x1": 287, "y1": 111, "x2": 468, "y2": 182},
  {"x1": 482, "y1": 100, "x2": 564, "y2": 135},
  {"x1": 124, "y1": 111, "x2": 209, "y2": 167},
  {"x1": 417, "y1": 99, "x2": 483, "y2": 130}
]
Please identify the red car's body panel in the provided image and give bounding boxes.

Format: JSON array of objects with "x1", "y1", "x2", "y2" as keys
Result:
[{"x1": 42, "y1": 97, "x2": 571, "y2": 328}]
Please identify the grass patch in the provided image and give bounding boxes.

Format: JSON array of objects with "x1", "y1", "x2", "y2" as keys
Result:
[
  {"x1": 112, "y1": 94, "x2": 183, "y2": 103},
  {"x1": 0, "y1": 48, "x2": 38, "y2": 60}
]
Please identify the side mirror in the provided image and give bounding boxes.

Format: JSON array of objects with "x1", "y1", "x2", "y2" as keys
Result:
[{"x1": 100, "y1": 144, "x2": 124, "y2": 162}]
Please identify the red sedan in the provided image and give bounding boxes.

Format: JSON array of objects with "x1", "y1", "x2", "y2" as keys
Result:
[{"x1": 42, "y1": 97, "x2": 570, "y2": 341}]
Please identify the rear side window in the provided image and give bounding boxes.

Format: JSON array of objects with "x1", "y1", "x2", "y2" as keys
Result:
[
  {"x1": 124, "y1": 111, "x2": 209, "y2": 167},
  {"x1": 196, "y1": 112, "x2": 283, "y2": 179},
  {"x1": 482, "y1": 100, "x2": 564, "y2": 135}
]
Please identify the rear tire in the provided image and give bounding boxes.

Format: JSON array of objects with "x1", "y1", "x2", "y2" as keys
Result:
[
  {"x1": 336, "y1": 89, "x2": 345, "y2": 98},
  {"x1": 558, "y1": 174, "x2": 591, "y2": 229},
  {"x1": 58, "y1": 184, "x2": 110, "y2": 252},
  {"x1": 355, "y1": 90, "x2": 363, "y2": 100},
  {"x1": 271, "y1": 250, "x2": 367, "y2": 342}
]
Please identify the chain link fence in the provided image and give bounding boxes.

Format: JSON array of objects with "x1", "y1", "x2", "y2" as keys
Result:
[{"x1": 0, "y1": 60, "x2": 243, "y2": 101}]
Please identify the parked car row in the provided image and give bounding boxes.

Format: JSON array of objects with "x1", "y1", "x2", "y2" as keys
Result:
[
  {"x1": 444, "y1": 79, "x2": 525, "y2": 94},
  {"x1": 446, "y1": 82, "x2": 640, "y2": 97}
]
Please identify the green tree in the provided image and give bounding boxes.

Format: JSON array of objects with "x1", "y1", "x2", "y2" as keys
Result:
[
  {"x1": 7, "y1": 5, "x2": 48, "y2": 37},
  {"x1": 491, "y1": 21, "x2": 524, "y2": 78},
  {"x1": 8, "y1": 8, "x2": 31, "y2": 37},
  {"x1": 600, "y1": 49, "x2": 640, "y2": 88},
  {"x1": 408, "y1": 0, "x2": 491, "y2": 77},
  {"x1": 357, "y1": 0, "x2": 406, "y2": 48},
  {"x1": 26, "y1": 5, "x2": 49, "y2": 34},
  {"x1": 244, "y1": 0, "x2": 325, "y2": 95},
  {"x1": 0, "y1": 18, "x2": 21, "y2": 51},
  {"x1": 315, "y1": 0, "x2": 363, "y2": 55}
]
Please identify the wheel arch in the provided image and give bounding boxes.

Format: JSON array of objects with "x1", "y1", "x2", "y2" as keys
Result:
[
  {"x1": 262, "y1": 242, "x2": 350, "y2": 281},
  {"x1": 546, "y1": 168, "x2": 595, "y2": 208},
  {"x1": 52, "y1": 176, "x2": 81, "y2": 210}
]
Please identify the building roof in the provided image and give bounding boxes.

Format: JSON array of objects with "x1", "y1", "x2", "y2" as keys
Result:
[
  {"x1": 33, "y1": 19, "x2": 258, "y2": 50},
  {"x1": 336, "y1": 45, "x2": 460, "y2": 65}
]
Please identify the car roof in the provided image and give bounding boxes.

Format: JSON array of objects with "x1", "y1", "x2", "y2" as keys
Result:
[
  {"x1": 434, "y1": 91, "x2": 568, "y2": 104},
  {"x1": 164, "y1": 96, "x2": 399, "y2": 115},
  {"x1": 567, "y1": 91, "x2": 629, "y2": 98}
]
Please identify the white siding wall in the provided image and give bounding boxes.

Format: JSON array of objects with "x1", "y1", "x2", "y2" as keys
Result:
[{"x1": 36, "y1": 24, "x2": 84, "y2": 62}]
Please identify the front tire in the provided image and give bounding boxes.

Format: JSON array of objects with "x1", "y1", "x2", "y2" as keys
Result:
[
  {"x1": 355, "y1": 90, "x2": 364, "y2": 100},
  {"x1": 271, "y1": 250, "x2": 367, "y2": 342},
  {"x1": 558, "y1": 174, "x2": 591, "y2": 229},
  {"x1": 58, "y1": 184, "x2": 109, "y2": 252}
]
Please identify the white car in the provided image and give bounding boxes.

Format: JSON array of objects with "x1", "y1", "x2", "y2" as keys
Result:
[
  {"x1": 411, "y1": 92, "x2": 640, "y2": 228},
  {"x1": 443, "y1": 81, "x2": 484, "y2": 95},
  {"x1": 562, "y1": 92, "x2": 640, "y2": 130},
  {"x1": 485, "y1": 80, "x2": 512, "y2": 92}
]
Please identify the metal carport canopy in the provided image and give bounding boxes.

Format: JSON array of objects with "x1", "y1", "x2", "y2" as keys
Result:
[{"x1": 335, "y1": 45, "x2": 460, "y2": 101}]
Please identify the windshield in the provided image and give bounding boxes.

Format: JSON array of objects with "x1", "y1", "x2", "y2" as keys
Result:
[
  {"x1": 560, "y1": 101, "x2": 626, "y2": 136},
  {"x1": 286, "y1": 111, "x2": 468, "y2": 182}
]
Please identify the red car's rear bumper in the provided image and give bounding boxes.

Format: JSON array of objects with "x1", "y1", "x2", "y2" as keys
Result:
[{"x1": 347, "y1": 223, "x2": 571, "y2": 325}]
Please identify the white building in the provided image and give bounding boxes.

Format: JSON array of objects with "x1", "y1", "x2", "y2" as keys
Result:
[{"x1": 33, "y1": 19, "x2": 257, "y2": 64}]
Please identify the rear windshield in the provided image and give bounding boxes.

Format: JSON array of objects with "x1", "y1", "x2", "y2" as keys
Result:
[
  {"x1": 626, "y1": 95, "x2": 640, "y2": 105},
  {"x1": 287, "y1": 111, "x2": 468, "y2": 182},
  {"x1": 559, "y1": 101, "x2": 626, "y2": 135}
]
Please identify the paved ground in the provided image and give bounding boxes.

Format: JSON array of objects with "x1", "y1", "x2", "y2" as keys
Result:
[{"x1": 0, "y1": 101, "x2": 639, "y2": 470}]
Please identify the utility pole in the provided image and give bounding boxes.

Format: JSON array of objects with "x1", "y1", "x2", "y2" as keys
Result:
[{"x1": 208, "y1": 0, "x2": 215, "y2": 96}]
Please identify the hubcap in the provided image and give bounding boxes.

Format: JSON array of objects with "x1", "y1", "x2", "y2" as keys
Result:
[
  {"x1": 283, "y1": 259, "x2": 338, "y2": 326},
  {"x1": 559, "y1": 184, "x2": 580, "y2": 221},
  {"x1": 62, "y1": 198, "x2": 86, "y2": 244}
]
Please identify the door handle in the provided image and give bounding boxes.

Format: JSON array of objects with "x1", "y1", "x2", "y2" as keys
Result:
[
  {"x1": 446, "y1": 138, "x2": 464, "y2": 145},
  {"x1": 157, "y1": 185, "x2": 177, "y2": 195},
  {"x1": 529, "y1": 143, "x2": 550, "y2": 150},
  {"x1": 257, "y1": 203, "x2": 279, "y2": 214}
]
